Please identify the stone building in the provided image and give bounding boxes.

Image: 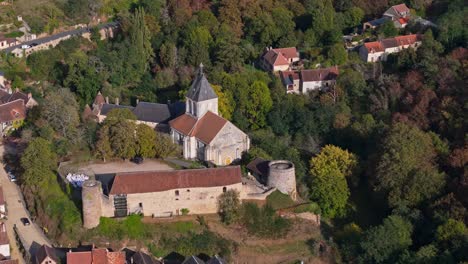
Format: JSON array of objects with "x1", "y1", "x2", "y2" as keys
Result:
[
  {"x1": 82, "y1": 166, "x2": 273, "y2": 229},
  {"x1": 259, "y1": 47, "x2": 300, "y2": 72},
  {"x1": 359, "y1": 34, "x2": 422, "y2": 62},
  {"x1": 280, "y1": 66, "x2": 339, "y2": 94},
  {"x1": 169, "y1": 64, "x2": 250, "y2": 165}
]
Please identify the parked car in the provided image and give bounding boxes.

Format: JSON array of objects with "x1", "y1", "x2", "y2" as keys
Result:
[
  {"x1": 20, "y1": 217, "x2": 30, "y2": 226},
  {"x1": 131, "y1": 156, "x2": 144, "y2": 164},
  {"x1": 7, "y1": 172, "x2": 17, "y2": 182},
  {"x1": 21, "y1": 44, "x2": 31, "y2": 49}
]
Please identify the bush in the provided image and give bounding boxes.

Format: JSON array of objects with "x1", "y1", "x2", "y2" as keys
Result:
[
  {"x1": 240, "y1": 203, "x2": 291, "y2": 238},
  {"x1": 293, "y1": 203, "x2": 321, "y2": 214},
  {"x1": 218, "y1": 190, "x2": 240, "y2": 225},
  {"x1": 266, "y1": 190, "x2": 295, "y2": 210},
  {"x1": 181, "y1": 208, "x2": 189, "y2": 215}
]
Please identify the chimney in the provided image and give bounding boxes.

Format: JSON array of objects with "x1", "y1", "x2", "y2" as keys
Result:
[
  {"x1": 105, "y1": 96, "x2": 109, "y2": 104},
  {"x1": 115, "y1": 97, "x2": 119, "y2": 105}
]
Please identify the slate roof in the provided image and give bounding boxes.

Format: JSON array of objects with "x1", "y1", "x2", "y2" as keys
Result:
[
  {"x1": 206, "y1": 255, "x2": 227, "y2": 264},
  {"x1": 169, "y1": 111, "x2": 228, "y2": 144},
  {"x1": 109, "y1": 166, "x2": 242, "y2": 195},
  {"x1": 301, "y1": 67, "x2": 339, "y2": 82},
  {"x1": 186, "y1": 64, "x2": 217, "y2": 102},
  {"x1": 0, "y1": 99, "x2": 26, "y2": 123},
  {"x1": 132, "y1": 251, "x2": 162, "y2": 264},
  {"x1": 182, "y1": 256, "x2": 205, "y2": 264},
  {"x1": 133, "y1": 101, "x2": 185, "y2": 124},
  {"x1": 365, "y1": 17, "x2": 389, "y2": 27},
  {"x1": 35, "y1": 245, "x2": 59, "y2": 264}
]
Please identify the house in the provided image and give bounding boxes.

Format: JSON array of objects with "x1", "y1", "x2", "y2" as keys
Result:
[
  {"x1": 0, "y1": 100, "x2": 26, "y2": 136},
  {"x1": 169, "y1": 64, "x2": 250, "y2": 165},
  {"x1": 66, "y1": 247, "x2": 125, "y2": 264},
  {"x1": 279, "y1": 66, "x2": 339, "y2": 94},
  {"x1": 0, "y1": 187, "x2": 5, "y2": 219},
  {"x1": 260, "y1": 47, "x2": 299, "y2": 72},
  {"x1": 35, "y1": 245, "x2": 59, "y2": 264},
  {"x1": 363, "y1": 3, "x2": 411, "y2": 30},
  {"x1": 0, "y1": 223, "x2": 10, "y2": 260},
  {"x1": 0, "y1": 88, "x2": 38, "y2": 109},
  {"x1": 359, "y1": 34, "x2": 422, "y2": 62},
  {"x1": 0, "y1": 36, "x2": 19, "y2": 50},
  {"x1": 91, "y1": 92, "x2": 185, "y2": 131}
]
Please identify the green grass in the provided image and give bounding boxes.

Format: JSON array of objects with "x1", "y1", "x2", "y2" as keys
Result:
[
  {"x1": 163, "y1": 221, "x2": 196, "y2": 233},
  {"x1": 266, "y1": 190, "x2": 296, "y2": 210},
  {"x1": 4, "y1": 31, "x2": 24, "y2": 38},
  {"x1": 293, "y1": 203, "x2": 321, "y2": 214},
  {"x1": 249, "y1": 240, "x2": 311, "y2": 255}
]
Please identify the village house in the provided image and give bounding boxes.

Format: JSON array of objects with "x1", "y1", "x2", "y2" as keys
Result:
[
  {"x1": 0, "y1": 36, "x2": 19, "y2": 50},
  {"x1": 359, "y1": 34, "x2": 422, "y2": 62},
  {"x1": 91, "y1": 92, "x2": 185, "y2": 132},
  {"x1": 0, "y1": 223, "x2": 10, "y2": 260},
  {"x1": 169, "y1": 64, "x2": 250, "y2": 165},
  {"x1": 260, "y1": 47, "x2": 300, "y2": 72},
  {"x1": 66, "y1": 247, "x2": 125, "y2": 264},
  {"x1": 0, "y1": 88, "x2": 38, "y2": 136},
  {"x1": 280, "y1": 66, "x2": 339, "y2": 94},
  {"x1": 363, "y1": 3, "x2": 411, "y2": 30},
  {"x1": 35, "y1": 245, "x2": 59, "y2": 264}
]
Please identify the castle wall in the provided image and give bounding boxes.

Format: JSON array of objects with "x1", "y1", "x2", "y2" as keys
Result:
[
  {"x1": 268, "y1": 160, "x2": 297, "y2": 200},
  {"x1": 120, "y1": 182, "x2": 243, "y2": 217},
  {"x1": 82, "y1": 180, "x2": 103, "y2": 229}
]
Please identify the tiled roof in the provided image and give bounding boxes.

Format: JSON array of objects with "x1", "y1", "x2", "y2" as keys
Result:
[
  {"x1": 107, "y1": 251, "x2": 125, "y2": 264},
  {"x1": 0, "y1": 90, "x2": 29, "y2": 105},
  {"x1": 395, "y1": 34, "x2": 420, "y2": 46},
  {"x1": 94, "y1": 91, "x2": 105, "y2": 105},
  {"x1": 0, "y1": 260, "x2": 19, "y2": 264},
  {"x1": 364, "y1": 34, "x2": 421, "y2": 52},
  {"x1": 0, "y1": 223, "x2": 8, "y2": 245},
  {"x1": 186, "y1": 64, "x2": 218, "y2": 102},
  {"x1": 0, "y1": 99, "x2": 26, "y2": 123},
  {"x1": 92, "y1": 248, "x2": 108, "y2": 263},
  {"x1": 170, "y1": 111, "x2": 228, "y2": 144},
  {"x1": 0, "y1": 187, "x2": 4, "y2": 205},
  {"x1": 364, "y1": 41, "x2": 385, "y2": 52},
  {"x1": 301, "y1": 67, "x2": 339, "y2": 82},
  {"x1": 398, "y1": 17, "x2": 409, "y2": 25},
  {"x1": 273, "y1": 47, "x2": 298, "y2": 60},
  {"x1": 109, "y1": 166, "x2": 242, "y2": 195},
  {"x1": 262, "y1": 49, "x2": 289, "y2": 67},
  {"x1": 67, "y1": 251, "x2": 92, "y2": 264},
  {"x1": 280, "y1": 71, "x2": 300, "y2": 86},
  {"x1": 133, "y1": 101, "x2": 185, "y2": 124},
  {"x1": 190, "y1": 111, "x2": 227, "y2": 144},
  {"x1": 392, "y1": 3, "x2": 410, "y2": 14},
  {"x1": 381, "y1": 38, "x2": 398, "y2": 48},
  {"x1": 169, "y1": 113, "x2": 198, "y2": 135},
  {"x1": 246, "y1": 157, "x2": 269, "y2": 178}
]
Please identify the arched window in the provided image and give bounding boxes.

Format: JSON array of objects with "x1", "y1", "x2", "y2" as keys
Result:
[{"x1": 175, "y1": 190, "x2": 179, "y2": 196}]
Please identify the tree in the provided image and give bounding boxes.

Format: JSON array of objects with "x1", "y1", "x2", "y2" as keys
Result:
[
  {"x1": 95, "y1": 125, "x2": 113, "y2": 161},
  {"x1": 136, "y1": 124, "x2": 156, "y2": 158},
  {"x1": 309, "y1": 145, "x2": 357, "y2": 217},
  {"x1": 41, "y1": 89, "x2": 80, "y2": 139},
  {"x1": 436, "y1": 219, "x2": 466, "y2": 241},
  {"x1": 218, "y1": 189, "x2": 240, "y2": 225},
  {"x1": 212, "y1": 84, "x2": 234, "y2": 120},
  {"x1": 21, "y1": 138, "x2": 57, "y2": 191},
  {"x1": 184, "y1": 26, "x2": 213, "y2": 66},
  {"x1": 375, "y1": 123, "x2": 445, "y2": 208},
  {"x1": 360, "y1": 215, "x2": 413, "y2": 263},
  {"x1": 154, "y1": 132, "x2": 180, "y2": 158},
  {"x1": 327, "y1": 43, "x2": 348, "y2": 65},
  {"x1": 378, "y1": 20, "x2": 398, "y2": 38},
  {"x1": 243, "y1": 81, "x2": 273, "y2": 130}
]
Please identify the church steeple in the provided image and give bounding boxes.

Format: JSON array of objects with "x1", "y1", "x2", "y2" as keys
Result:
[{"x1": 186, "y1": 64, "x2": 219, "y2": 118}]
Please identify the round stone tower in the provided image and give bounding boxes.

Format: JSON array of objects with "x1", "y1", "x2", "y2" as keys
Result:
[
  {"x1": 267, "y1": 160, "x2": 297, "y2": 200},
  {"x1": 82, "y1": 180, "x2": 103, "y2": 229}
]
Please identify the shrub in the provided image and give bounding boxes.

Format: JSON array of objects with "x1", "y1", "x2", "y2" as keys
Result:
[
  {"x1": 218, "y1": 190, "x2": 240, "y2": 225},
  {"x1": 240, "y1": 203, "x2": 291, "y2": 238},
  {"x1": 181, "y1": 208, "x2": 190, "y2": 215}
]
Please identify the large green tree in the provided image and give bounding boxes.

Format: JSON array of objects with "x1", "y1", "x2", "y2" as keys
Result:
[
  {"x1": 375, "y1": 123, "x2": 445, "y2": 208},
  {"x1": 21, "y1": 138, "x2": 57, "y2": 191},
  {"x1": 136, "y1": 124, "x2": 157, "y2": 158},
  {"x1": 41, "y1": 88, "x2": 80, "y2": 139},
  {"x1": 309, "y1": 145, "x2": 357, "y2": 217}
]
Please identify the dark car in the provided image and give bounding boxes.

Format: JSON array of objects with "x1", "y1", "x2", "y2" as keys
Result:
[
  {"x1": 132, "y1": 156, "x2": 144, "y2": 164},
  {"x1": 20, "y1": 217, "x2": 31, "y2": 226}
]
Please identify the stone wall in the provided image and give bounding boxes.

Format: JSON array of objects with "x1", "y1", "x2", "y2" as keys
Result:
[
  {"x1": 122, "y1": 182, "x2": 243, "y2": 217},
  {"x1": 208, "y1": 122, "x2": 250, "y2": 165}
]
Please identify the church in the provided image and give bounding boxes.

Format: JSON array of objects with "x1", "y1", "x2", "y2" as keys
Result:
[{"x1": 169, "y1": 64, "x2": 250, "y2": 165}]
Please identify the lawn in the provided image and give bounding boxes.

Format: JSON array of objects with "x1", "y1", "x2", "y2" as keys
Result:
[{"x1": 266, "y1": 190, "x2": 296, "y2": 210}]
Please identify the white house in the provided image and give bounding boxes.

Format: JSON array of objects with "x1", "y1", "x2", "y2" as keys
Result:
[
  {"x1": 280, "y1": 66, "x2": 339, "y2": 94},
  {"x1": 260, "y1": 47, "x2": 299, "y2": 72},
  {"x1": 383, "y1": 3, "x2": 411, "y2": 28},
  {"x1": 359, "y1": 34, "x2": 422, "y2": 62}
]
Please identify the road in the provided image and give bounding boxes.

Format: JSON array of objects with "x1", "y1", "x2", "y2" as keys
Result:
[{"x1": 0, "y1": 145, "x2": 51, "y2": 263}]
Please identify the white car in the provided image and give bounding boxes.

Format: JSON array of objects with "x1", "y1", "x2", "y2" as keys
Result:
[
  {"x1": 21, "y1": 45, "x2": 31, "y2": 49},
  {"x1": 7, "y1": 172, "x2": 17, "y2": 182}
]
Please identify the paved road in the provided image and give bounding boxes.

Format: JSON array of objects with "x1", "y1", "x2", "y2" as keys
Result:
[{"x1": 0, "y1": 145, "x2": 51, "y2": 263}]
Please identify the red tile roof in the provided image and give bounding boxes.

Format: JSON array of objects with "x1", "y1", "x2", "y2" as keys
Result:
[
  {"x1": 262, "y1": 50, "x2": 289, "y2": 66},
  {"x1": 0, "y1": 223, "x2": 8, "y2": 245},
  {"x1": 94, "y1": 91, "x2": 105, "y2": 106},
  {"x1": 392, "y1": 3, "x2": 410, "y2": 14},
  {"x1": 92, "y1": 248, "x2": 108, "y2": 263},
  {"x1": 273, "y1": 47, "x2": 298, "y2": 60},
  {"x1": 0, "y1": 187, "x2": 4, "y2": 205},
  {"x1": 398, "y1": 17, "x2": 409, "y2": 25},
  {"x1": 107, "y1": 251, "x2": 125, "y2": 264},
  {"x1": 170, "y1": 111, "x2": 228, "y2": 144},
  {"x1": 67, "y1": 251, "x2": 92, "y2": 264},
  {"x1": 364, "y1": 34, "x2": 421, "y2": 52},
  {"x1": 0, "y1": 99, "x2": 25, "y2": 123},
  {"x1": 109, "y1": 166, "x2": 242, "y2": 195},
  {"x1": 280, "y1": 71, "x2": 300, "y2": 81},
  {"x1": 190, "y1": 111, "x2": 227, "y2": 144},
  {"x1": 395, "y1": 34, "x2": 420, "y2": 46},
  {"x1": 301, "y1": 67, "x2": 339, "y2": 82},
  {"x1": 364, "y1": 41, "x2": 385, "y2": 52}
]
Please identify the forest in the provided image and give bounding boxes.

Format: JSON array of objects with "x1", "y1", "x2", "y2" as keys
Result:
[{"x1": 0, "y1": 0, "x2": 466, "y2": 262}]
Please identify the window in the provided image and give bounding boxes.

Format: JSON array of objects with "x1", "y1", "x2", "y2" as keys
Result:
[
  {"x1": 223, "y1": 187, "x2": 227, "y2": 193},
  {"x1": 187, "y1": 189, "x2": 190, "y2": 192},
  {"x1": 139, "y1": 202, "x2": 143, "y2": 207},
  {"x1": 175, "y1": 190, "x2": 179, "y2": 196}
]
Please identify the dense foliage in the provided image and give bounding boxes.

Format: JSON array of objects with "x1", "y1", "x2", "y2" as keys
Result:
[{"x1": 3, "y1": 0, "x2": 467, "y2": 261}]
